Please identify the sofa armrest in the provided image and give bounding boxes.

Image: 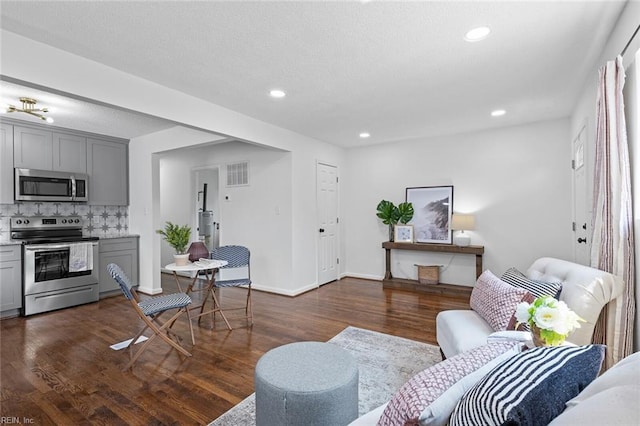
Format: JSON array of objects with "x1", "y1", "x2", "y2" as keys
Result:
[
  {"x1": 526, "y1": 257, "x2": 623, "y2": 346},
  {"x1": 436, "y1": 310, "x2": 494, "y2": 358}
]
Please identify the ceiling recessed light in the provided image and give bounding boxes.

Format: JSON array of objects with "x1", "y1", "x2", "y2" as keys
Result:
[
  {"x1": 269, "y1": 89, "x2": 286, "y2": 98},
  {"x1": 359, "y1": 132, "x2": 370, "y2": 138},
  {"x1": 491, "y1": 109, "x2": 506, "y2": 117},
  {"x1": 464, "y1": 26, "x2": 491, "y2": 42}
]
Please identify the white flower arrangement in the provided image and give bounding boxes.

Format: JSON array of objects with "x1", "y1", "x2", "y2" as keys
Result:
[{"x1": 515, "y1": 295, "x2": 584, "y2": 346}]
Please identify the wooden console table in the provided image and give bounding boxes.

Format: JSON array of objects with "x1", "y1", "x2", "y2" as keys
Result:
[{"x1": 382, "y1": 242, "x2": 484, "y2": 296}]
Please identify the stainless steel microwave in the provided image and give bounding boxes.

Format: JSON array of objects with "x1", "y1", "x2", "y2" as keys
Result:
[{"x1": 15, "y1": 168, "x2": 89, "y2": 202}]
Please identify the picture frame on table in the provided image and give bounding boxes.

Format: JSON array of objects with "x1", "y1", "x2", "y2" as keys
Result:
[
  {"x1": 405, "y1": 185, "x2": 453, "y2": 244},
  {"x1": 394, "y1": 224, "x2": 414, "y2": 243}
]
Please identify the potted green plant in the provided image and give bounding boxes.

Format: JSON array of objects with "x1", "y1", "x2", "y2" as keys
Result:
[
  {"x1": 376, "y1": 200, "x2": 414, "y2": 241},
  {"x1": 156, "y1": 221, "x2": 192, "y2": 266}
]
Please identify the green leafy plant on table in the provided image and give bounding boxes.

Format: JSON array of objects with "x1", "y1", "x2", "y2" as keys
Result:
[
  {"x1": 376, "y1": 200, "x2": 414, "y2": 241},
  {"x1": 156, "y1": 222, "x2": 191, "y2": 254}
]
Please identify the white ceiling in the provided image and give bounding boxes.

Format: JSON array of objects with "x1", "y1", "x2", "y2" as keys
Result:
[{"x1": 0, "y1": 1, "x2": 628, "y2": 147}]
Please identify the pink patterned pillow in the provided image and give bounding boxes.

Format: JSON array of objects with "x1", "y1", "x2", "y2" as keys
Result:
[
  {"x1": 377, "y1": 341, "x2": 521, "y2": 426},
  {"x1": 470, "y1": 270, "x2": 532, "y2": 331}
]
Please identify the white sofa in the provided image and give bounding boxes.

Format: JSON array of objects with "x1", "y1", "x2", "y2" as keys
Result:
[
  {"x1": 350, "y1": 258, "x2": 631, "y2": 425},
  {"x1": 436, "y1": 257, "x2": 624, "y2": 358}
]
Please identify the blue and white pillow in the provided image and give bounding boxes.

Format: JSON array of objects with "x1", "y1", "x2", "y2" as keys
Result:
[
  {"x1": 501, "y1": 267, "x2": 563, "y2": 299},
  {"x1": 449, "y1": 344, "x2": 605, "y2": 426}
]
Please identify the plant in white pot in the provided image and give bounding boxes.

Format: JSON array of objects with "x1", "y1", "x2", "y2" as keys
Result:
[{"x1": 156, "y1": 222, "x2": 192, "y2": 266}]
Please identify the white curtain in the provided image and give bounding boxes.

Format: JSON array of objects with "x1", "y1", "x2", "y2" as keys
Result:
[{"x1": 590, "y1": 55, "x2": 635, "y2": 368}]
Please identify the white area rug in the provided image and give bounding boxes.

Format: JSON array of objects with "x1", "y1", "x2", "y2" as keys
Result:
[{"x1": 209, "y1": 326, "x2": 441, "y2": 425}]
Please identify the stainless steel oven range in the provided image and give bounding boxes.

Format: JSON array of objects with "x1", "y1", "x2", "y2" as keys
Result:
[{"x1": 10, "y1": 216, "x2": 99, "y2": 316}]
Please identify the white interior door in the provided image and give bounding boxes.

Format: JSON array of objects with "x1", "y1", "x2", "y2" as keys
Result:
[
  {"x1": 572, "y1": 124, "x2": 590, "y2": 265},
  {"x1": 317, "y1": 162, "x2": 339, "y2": 285}
]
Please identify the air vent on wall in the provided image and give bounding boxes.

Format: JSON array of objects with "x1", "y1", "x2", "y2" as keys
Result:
[{"x1": 226, "y1": 161, "x2": 249, "y2": 186}]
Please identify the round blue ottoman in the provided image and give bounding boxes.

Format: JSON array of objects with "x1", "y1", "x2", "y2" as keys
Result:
[{"x1": 255, "y1": 341, "x2": 359, "y2": 426}]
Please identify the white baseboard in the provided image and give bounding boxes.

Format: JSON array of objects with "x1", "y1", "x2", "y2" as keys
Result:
[
  {"x1": 251, "y1": 282, "x2": 319, "y2": 297},
  {"x1": 342, "y1": 272, "x2": 383, "y2": 281},
  {"x1": 136, "y1": 285, "x2": 163, "y2": 295}
]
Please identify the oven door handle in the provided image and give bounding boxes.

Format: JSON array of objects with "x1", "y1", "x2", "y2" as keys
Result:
[{"x1": 25, "y1": 242, "x2": 98, "y2": 252}]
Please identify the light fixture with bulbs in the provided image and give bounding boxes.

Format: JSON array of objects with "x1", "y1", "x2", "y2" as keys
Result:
[{"x1": 6, "y1": 97, "x2": 54, "y2": 123}]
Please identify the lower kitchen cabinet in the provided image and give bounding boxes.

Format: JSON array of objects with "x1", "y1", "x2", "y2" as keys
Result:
[
  {"x1": 99, "y1": 237, "x2": 139, "y2": 296},
  {"x1": 0, "y1": 245, "x2": 22, "y2": 317}
]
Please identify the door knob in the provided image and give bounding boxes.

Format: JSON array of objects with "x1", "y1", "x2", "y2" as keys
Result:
[
  {"x1": 577, "y1": 237, "x2": 587, "y2": 244},
  {"x1": 319, "y1": 228, "x2": 325, "y2": 233}
]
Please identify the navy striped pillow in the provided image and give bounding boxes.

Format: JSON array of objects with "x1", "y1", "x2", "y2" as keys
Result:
[
  {"x1": 501, "y1": 267, "x2": 563, "y2": 299},
  {"x1": 449, "y1": 344, "x2": 605, "y2": 426}
]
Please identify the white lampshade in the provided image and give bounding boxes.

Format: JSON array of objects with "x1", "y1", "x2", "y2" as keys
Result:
[{"x1": 451, "y1": 214, "x2": 475, "y2": 231}]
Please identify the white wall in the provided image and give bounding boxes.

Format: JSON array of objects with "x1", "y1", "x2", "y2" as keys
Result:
[
  {"x1": 343, "y1": 119, "x2": 573, "y2": 285},
  {"x1": 157, "y1": 141, "x2": 294, "y2": 293},
  {"x1": 129, "y1": 126, "x2": 227, "y2": 294},
  {"x1": 569, "y1": 1, "x2": 640, "y2": 351}
]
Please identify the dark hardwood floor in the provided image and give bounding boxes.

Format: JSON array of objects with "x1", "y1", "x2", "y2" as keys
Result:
[{"x1": 0, "y1": 275, "x2": 470, "y2": 425}]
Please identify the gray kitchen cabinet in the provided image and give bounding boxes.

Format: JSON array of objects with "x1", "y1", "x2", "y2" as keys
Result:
[
  {"x1": 0, "y1": 245, "x2": 22, "y2": 316},
  {"x1": 99, "y1": 237, "x2": 138, "y2": 295},
  {"x1": 0, "y1": 123, "x2": 14, "y2": 204},
  {"x1": 53, "y1": 132, "x2": 87, "y2": 173},
  {"x1": 13, "y1": 125, "x2": 53, "y2": 170},
  {"x1": 13, "y1": 125, "x2": 87, "y2": 173},
  {"x1": 87, "y1": 138, "x2": 128, "y2": 206}
]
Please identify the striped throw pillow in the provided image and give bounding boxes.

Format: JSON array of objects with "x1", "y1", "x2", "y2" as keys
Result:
[
  {"x1": 449, "y1": 344, "x2": 605, "y2": 426},
  {"x1": 501, "y1": 267, "x2": 562, "y2": 299}
]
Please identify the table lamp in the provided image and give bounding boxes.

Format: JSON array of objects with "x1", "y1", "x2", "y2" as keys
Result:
[{"x1": 451, "y1": 214, "x2": 475, "y2": 246}]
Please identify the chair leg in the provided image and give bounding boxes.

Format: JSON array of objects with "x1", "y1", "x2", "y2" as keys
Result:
[
  {"x1": 184, "y1": 305, "x2": 196, "y2": 346},
  {"x1": 123, "y1": 308, "x2": 192, "y2": 370},
  {"x1": 246, "y1": 285, "x2": 253, "y2": 325},
  {"x1": 153, "y1": 309, "x2": 193, "y2": 355},
  {"x1": 210, "y1": 287, "x2": 232, "y2": 330}
]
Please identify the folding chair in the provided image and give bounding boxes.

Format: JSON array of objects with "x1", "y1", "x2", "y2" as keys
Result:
[
  {"x1": 207, "y1": 245, "x2": 253, "y2": 329},
  {"x1": 107, "y1": 263, "x2": 194, "y2": 370}
]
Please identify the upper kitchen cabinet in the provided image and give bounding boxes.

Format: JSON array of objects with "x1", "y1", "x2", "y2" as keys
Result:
[
  {"x1": 13, "y1": 126, "x2": 87, "y2": 173},
  {"x1": 0, "y1": 123, "x2": 14, "y2": 204},
  {"x1": 13, "y1": 125, "x2": 53, "y2": 170},
  {"x1": 87, "y1": 138, "x2": 128, "y2": 205},
  {"x1": 53, "y1": 132, "x2": 87, "y2": 173}
]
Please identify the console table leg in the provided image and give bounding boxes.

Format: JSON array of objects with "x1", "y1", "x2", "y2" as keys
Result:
[{"x1": 384, "y1": 248, "x2": 392, "y2": 280}]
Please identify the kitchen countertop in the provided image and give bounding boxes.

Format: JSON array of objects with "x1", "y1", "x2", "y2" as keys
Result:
[{"x1": 96, "y1": 234, "x2": 140, "y2": 239}]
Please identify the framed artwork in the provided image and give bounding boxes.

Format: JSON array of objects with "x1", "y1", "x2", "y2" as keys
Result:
[
  {"x1": 405, "y1": 186, "x2": 453, "y2": 244},
  {"x1": 394, "y1": 224, "x2": 414, "y2": 243}
]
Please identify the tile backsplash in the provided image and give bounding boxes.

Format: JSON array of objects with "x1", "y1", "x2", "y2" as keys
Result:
[{"x1": 0, "y1": 203, "x2": 129, "y2": 242}]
